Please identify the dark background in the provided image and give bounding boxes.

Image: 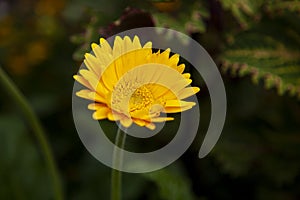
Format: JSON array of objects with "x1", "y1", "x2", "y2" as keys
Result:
[{"x1": 0, "y1": 0, "x2": 300, "y2": 199}]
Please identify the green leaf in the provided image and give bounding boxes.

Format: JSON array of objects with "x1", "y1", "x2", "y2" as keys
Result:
[
  {"x1": 152, "y1": 0, "x2": 209, "y2": 34},
  {"x1": 213, "y1": 75, "x2": 300, "y2": 188},
  {"x1": 219, "y1": 0, "x2": 300, "y2": 28},
  {"x1": 219, "y1": 0, "x2": 264, "y2": 27},
  {"x1": 221, "y1": 14, "x2": 300, "y2": 99},
  {"x1": 151, "y1": 0, "x2": 176, "y2": 2},
  {"x1": 142, "y1": 166, "x2": 195, "y2": 200},
  {"x1": 0, "y1": 114, "x2": 52, "y2": 199},
  {"x1": 265, "y1": 0, "x2": 300, "y2": 13}
]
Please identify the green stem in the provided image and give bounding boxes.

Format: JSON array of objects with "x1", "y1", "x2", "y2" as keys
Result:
[
  {"x1": 111, "y1": 127, "x2": 126, "y2": 200},
  {"x1": 0, "y1": 67, "x2": 64, "y2": 200}
]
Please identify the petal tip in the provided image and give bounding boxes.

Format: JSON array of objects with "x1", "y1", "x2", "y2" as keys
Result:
[
  {"x1": 194, "y1": 87, "x2": 200, "y2": 94},
  {"x1": 100, "y1": 38, "x2": 106, "y2": 44},
  {"x1": 91, "y1": 43, "x2": 98, "y2": 49}
]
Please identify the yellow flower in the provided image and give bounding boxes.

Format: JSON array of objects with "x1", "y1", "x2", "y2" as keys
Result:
[{"x1": 74, "y1": 36, "x2": 199, "y2": 130}]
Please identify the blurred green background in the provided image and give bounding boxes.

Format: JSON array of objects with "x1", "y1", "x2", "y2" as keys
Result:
[{"x1": 0, "y1": 0, "x2": 300, "y2": 199}]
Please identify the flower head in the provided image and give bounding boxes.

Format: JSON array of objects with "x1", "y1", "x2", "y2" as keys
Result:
[{"x1": 74, "y1": 36, "x2": 199, "y2": 130}]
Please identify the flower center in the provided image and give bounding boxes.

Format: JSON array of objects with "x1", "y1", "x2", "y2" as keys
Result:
[
  {"x1": 110, "y1": 79, "x2": 155, "y2": 117},
  {"x1": 129, "y1": 86, "x2": 154, "y2": 112}
]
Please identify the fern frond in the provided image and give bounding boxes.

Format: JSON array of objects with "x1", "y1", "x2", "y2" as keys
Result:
[
  {"x1": 221, "y1": 14, "x2": 300, "y2": 99},
  {"x1": 152, "y1": 0, "x2": 209, "y2": 34},
  {"x1": 266, "y1": 0, "x2": 300, "y2": 13},
  {"x1": 219, "y1": 0, "x2": 265, "y2": 27}
]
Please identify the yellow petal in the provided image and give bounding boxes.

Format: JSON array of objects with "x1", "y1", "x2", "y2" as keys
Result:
[
  {"x1": 178, "y1": 87, "x2": 200, "y2": 99},
  {"x1": 169, "y1": 54, "x2": 180, "y2": 66},
  {"x1": 123, "y1": 36, "x2": 134, "y2": 53},
  {"x1": 157, "y1": 89, "x2": 177, "y2": 100},
  {"x1": 79, "y1": 69, "x2": 99, "y2": 90},
  {"x1": 133, "y1": 35, "x2": 142, "y2": 49},
  {"x1": 149, "y1": 84, "x2": 170, "y2": 99},
  {"x1": 88, "y1": 103, "x2": 106, "y2": 110},
  {"x1": 133, "y1": 118, "x2": 146, "y2": 126},
  {"x1": 120, "y1": 117, "x2": 133, "y2": 127},
  {"x1": 92, "y1": 106, "x2": 110, "y2": 120},
  {"x1": 113, "y1": 53, "x2": 123, "y2": 79},
  {"x1": 76, "y1": 89, "x2": 92, "y2": 100},
  {"x1": 165, "y1": 100, "x2": 196, "y2": 107},
  {"x1": 100, "y1": 64, "x2": 118, "y2": 91},
  {"x1": 163, "y1": 106, "x2": 194, "y2": 113},
  {"x1": 96, "y1": 80, "x2": 109, "y2": 97},
  {"x1": 182, "y1": 73, "x2": 191, "y2": 79},
  {"x1": 107, "y1": 111, "x2": 122, "y2": 121},
  {"x1": 150, "y1": 104, "x2": 164, "y2": 115},
  {"x1": 88, "y1": 92, "x2": 106, "y2": 103},
  {"x1": 115, "y1": 51, "x2": 134, "y2": 78},
  {"x1": 100, "y1": 38, "x2": 112, "y2": 53},
  {"x1": 145, "y1": 122, "x2": 155, "y2": 130},
  {"x1": 91, "y1": 44, "x2": 113, "y2": 67},
  {"x1": 169, "y1": 78, "x2": 192, "y2": 94},
  {"x1": 143, "y1": 41, "x2": 152, "y2": 49},
  {"x1": 73, "y1": 75, "x2": 93, "y2": 90},
  {"x1": 130, "y1": 108, "x2": 151, "y2": 120},
  {"x1": 149, "y1": 117, "x2": 174, "y2": 122},
  {"x1": 177, "y1": 64, "x2": 185, "y2": 73},
  {"x1": 160, "y1": 48, "x2": 171, "y2": 60},
  {"x1": 84, "y1": 53, "x2": 102, "y2": 76},
  {"x1": 112, "y1": 36, "x2": 123, "y2": 59},
  {"x1": 154, "y1": 78, "x2": 192, "y2": 99}
]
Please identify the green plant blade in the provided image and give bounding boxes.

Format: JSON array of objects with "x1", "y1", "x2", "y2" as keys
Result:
[{"x1": 221, "y1": 13, "x2": 300, "y2": 99}]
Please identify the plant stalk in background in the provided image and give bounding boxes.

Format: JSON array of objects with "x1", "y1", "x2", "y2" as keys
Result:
[{"x1": 0, "y1": 67, "x2": 64, "y2": 200}]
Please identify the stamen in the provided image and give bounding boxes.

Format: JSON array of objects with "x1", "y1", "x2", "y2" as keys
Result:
[{"x1": 110, "y1": 79, "x2": 155, "y2": 116}]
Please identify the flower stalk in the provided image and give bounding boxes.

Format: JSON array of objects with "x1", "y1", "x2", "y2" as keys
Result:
[
  {"x1": 111, "y1": 127, "x2": 126, "y2": 200},
  {"x1": 0, "y1": 67, "x2": 64, "y2": 200}
]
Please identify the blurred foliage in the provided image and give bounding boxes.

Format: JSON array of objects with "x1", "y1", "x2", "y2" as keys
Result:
[
  {"x1": 142, "y1": 166, "x2": 195, "y2": 200},
  {"x1": 151, "y1": 0, "x2": 209, "y2": 34},
  {"x1": 218, "y1": 0, "x2": 264, "y2": 28},
  {"x1": 222, "y1": 0, "x2": 300, "y2": 99},
  {"x1": 0, "y1": 114, "x2": 51, "y2": 199},
  {"x1": 0, "y1": 0, "x2": 300, "y2": 200},
  {"x1": 0, "y1": 0, "x2": 65, "y2": 75}
]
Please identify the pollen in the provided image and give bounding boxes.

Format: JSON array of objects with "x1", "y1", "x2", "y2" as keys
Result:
[{"x1": 129, "y1": 85, "x2": 154, "y2": 112}]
